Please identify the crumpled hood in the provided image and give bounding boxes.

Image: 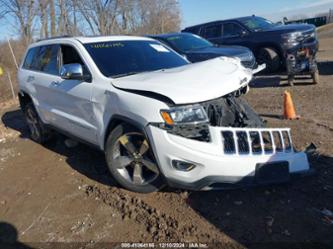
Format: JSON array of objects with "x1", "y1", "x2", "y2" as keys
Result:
[{"x1": 112, "y1": 57, "x2": 253, "y2": 104}]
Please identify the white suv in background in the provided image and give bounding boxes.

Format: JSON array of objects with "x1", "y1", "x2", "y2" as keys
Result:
[{"x1": 18, "y1": 36, "x2": 311, "y2": 193}]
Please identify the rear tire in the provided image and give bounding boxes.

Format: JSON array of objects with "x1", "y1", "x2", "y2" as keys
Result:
[
  {"x1": 257, "y1": 47, "x2": 280, "y2": 73},
  {"x1": 23, "y1": 103, "x2": 52, "y2": 144},
  {"x1": 105, "y1": 124, "x2": 164, "y2": 193}
]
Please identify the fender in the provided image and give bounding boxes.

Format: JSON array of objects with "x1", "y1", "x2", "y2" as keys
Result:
[{"x1": 103, "y1": 114, "x2": 147, "y2": 151}]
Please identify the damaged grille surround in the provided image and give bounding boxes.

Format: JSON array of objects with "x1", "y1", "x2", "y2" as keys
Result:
[
  {"x1": 201, "y1": 94, "x2": 265, "y2": 128},
  {"x1": 154, "y1": 92, "x2": 266, "y2": 142}
]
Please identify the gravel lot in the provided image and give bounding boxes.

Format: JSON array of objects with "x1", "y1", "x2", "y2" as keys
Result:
[{"x1": 0, "y1": 35, "x2": 332, "y2": 249}]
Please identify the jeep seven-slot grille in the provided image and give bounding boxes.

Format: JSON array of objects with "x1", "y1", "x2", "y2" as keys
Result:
[{"x1": 221, "y1": 128, "x2": 293, "y2": 155}]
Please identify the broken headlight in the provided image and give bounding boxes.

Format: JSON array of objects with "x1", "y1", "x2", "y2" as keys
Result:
[
  {"x1": 158, "y1": 105, "x2": 210, "y2": 142},
  {"x1": 160, "y1": 104, "x2": 208, "y2": 126},
  {"x1": 282, "y1": 32, "x2": 303, "y2": 48}
]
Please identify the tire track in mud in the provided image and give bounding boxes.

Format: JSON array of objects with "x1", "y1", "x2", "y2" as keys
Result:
[{"x1": 84, "y1": 185, "x2": 225, "y2": 243}]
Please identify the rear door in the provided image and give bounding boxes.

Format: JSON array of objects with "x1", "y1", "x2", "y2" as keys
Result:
[
  {"x1": 200, "y1": 23, "x2": 223, "y2": 45},
  {"x1": 22, "y1": 44, "x2": 62, "y2": 124}
]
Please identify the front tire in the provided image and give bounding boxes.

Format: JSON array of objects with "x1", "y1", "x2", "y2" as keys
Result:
[
  {"x1": 23, "y1": 103, "x2": 52, "y2": 144},
  {"x1": 257, "y1": 47, "x2": 281, "y2": 73},
  {"x1": 105, "y1": 124, "x2": 164, "y2": 193}
]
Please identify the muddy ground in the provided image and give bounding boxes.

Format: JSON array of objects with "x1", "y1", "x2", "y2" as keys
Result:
[{"x1": 0, "y1": 36, "x2": 333, "y2": 249}]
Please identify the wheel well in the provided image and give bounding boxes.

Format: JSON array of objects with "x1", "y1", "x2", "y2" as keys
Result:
[
  {"x1": 254, "y1": 44, "x2": 283, "y2": 60},
  {"x1": 103, "y1": 116, "x2": 145, "y2": 150},
  {"x1": 18, "y1": 91, "x2": 33, "y2": 110}
]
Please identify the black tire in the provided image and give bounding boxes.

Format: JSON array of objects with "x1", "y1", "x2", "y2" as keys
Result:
[
  {"x1": 105, "y1": 123, "x2": 164, "y2": 193},
  {"x1": 312, "y1": 70, "x2": 320, "y2": 84},
  {"x1": 23, "y1": 103, "x2": 52, "y2": 144},
  {"x1": 257, "y1": 47, "x2": 281, "y2": 73}
]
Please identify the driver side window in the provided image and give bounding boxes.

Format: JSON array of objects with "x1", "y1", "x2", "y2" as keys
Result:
[
  {"x1": 60, "y1": 45, "x2": 89, "y2": 75},
  {"x1": 223, "y1": 23, "x2": 246, "y2": 38},
  {"x1": 61, "y1": 45, "x2": 84, "y2": 65}
]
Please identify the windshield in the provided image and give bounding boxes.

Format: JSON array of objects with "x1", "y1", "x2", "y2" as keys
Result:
[
  {"x1": 240, "y1": 16, "x2": 277, "y2": 31},
  {"x1": 84, "y1": 40, "x2": 188, "y2": 78},
  {"x1": 165, "y1": 34, "x2": 213, "y2": 52}
]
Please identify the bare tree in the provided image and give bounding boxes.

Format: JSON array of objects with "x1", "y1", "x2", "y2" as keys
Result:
[
  {"x1": 49, "y1": 0, "x2": 56, "y2": 36},
  {"x1": 0, "y1": 0, "x2": 38, "y2": 43},
  {"x1": 1, "y1": 0, "x2": 181, "y2": 40},
  {"x1": 77, "y1": 0, "x2": 121, "y2": 35},
  {"x1": 39, "y1": 0, "x2": 48, "y2": 38},
  {"x1": 134, "y1": 0, "x2": 181, "y2": 34}
]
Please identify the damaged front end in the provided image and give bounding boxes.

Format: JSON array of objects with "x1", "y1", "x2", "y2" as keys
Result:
[
  {"x1": 283, "y1": 27, "x2": 319, "y2": 85},
  {"x1": 147, "y1": 90, "x2": 312, "y2": 190},
  {"x1": 155, "y1": 90, "x2": 265, "y2": 142}
]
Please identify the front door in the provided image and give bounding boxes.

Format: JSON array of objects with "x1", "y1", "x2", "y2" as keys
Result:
[{"x1": 46, "y1": 44, "x2": 98, "y2": 144}]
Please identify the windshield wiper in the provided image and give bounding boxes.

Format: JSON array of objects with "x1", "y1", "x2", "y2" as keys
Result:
[
  {"x1": 112, "y1": 71, "x2": 142, "y2": 78},
  {"x1": 112, "y1": 70, "x2": 154, "y2": 78}
]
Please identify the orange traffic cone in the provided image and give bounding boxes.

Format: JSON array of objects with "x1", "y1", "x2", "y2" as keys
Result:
[{"x1": 283, "y1": 91, "x2": 300, "y2": 120}]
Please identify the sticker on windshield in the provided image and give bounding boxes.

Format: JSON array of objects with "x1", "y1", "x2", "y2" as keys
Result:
[
  {"x1": 149, "y1": 44, "x2": 170, "y2": 52},
  {"x1": 90, "y1": 42, "x2": 124, "y2": 49}
]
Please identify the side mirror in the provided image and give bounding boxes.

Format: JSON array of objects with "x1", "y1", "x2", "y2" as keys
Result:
[{"x1": 60, "y1": 63, "x2": 90, "y2": 81}]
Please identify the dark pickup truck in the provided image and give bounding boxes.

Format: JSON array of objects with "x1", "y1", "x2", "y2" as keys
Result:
[{"x1": 183, "y1": 16, "x2": 319, "y2": 84}]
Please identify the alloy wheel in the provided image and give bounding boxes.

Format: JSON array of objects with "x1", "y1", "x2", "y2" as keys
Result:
[{"x1": 112, "y1": 132, "x2": 159, "y2": 185}]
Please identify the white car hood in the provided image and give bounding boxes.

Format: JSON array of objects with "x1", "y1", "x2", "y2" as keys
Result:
[{"x1": 112, "y1": 57, "x2": 253, "y2": 104}]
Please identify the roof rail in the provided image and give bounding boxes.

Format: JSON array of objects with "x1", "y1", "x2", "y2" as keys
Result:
[{"x1": 36, "y1": 35, "x2": 73, "y2": 42}]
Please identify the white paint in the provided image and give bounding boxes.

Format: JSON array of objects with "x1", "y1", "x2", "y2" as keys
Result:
[{"x1": 113, "y1": 57, "x2": 252, "y2": 104}]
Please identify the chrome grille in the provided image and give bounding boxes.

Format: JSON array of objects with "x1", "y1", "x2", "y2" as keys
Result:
[{"x1": 221, "y1": 128, "x2": 293, "y2": 155}]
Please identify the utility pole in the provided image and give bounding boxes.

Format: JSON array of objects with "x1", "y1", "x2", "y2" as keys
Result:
[
  {"x1": 7, "y1": 38, "x2": 18, "y2": 69},
  {"x1": 6, "y1": 71, "x2": 16, "y2": 101}
]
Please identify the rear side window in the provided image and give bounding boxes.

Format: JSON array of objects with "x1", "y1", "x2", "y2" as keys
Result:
[
  {"x1": 202, "y1": 24, "x2": 222, "y2": 39},
  {"x1": 24, "y1": 45, "x2": 60, "y2": 75},
  {"x1": 35, "y1": 45, "x2": 60, "y2": 75},
  {"x1": 23, "y1": 47, "x2": 38, "y2": 70}
]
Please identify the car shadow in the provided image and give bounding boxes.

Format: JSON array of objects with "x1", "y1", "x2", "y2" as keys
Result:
[
  {"x1": 0, "y1": 222, "x2": 33, "y2": 249},
  {"x1": 251, "y1": 61, "x2": 332, "y2": 89},
  {"x1": 186, "y1": 153, "x2": 333, "y2": 246},
  {"x1": 318, "y1": 61, "x2": 333, "y2": 75},
  {"x1": 1, "y1": 109, "x2": 117, "y2": 188},
  {"x1": 250, "y1": 74, "x2": 316, "y2": 88}
]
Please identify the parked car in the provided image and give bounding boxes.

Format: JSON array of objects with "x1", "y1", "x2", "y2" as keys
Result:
[
  {"x1": 18, "y1": 36, "x2": 311, "y2": 193},
  {"x1": 147, "y1": 32, "x2": 265, "y2": 73},
  {"x1": 182, "y1": 15, "x2": 319, "y2": 83}
]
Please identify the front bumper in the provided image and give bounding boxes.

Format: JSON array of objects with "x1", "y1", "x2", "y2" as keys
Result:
[
  {"x1": 285, "y1": 40, "x2": 319, "y2": 75},
  {"x1": 146, "y1": 125, "x2": 311, "y2": 190},
  {"x1": 252, "y1": 63, "x2": 266, "y2": 74}
]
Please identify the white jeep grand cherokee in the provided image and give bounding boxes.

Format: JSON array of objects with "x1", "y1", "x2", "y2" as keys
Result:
[{"x1": 18, "y1": 36, "x2": 311, "y2": 193}]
